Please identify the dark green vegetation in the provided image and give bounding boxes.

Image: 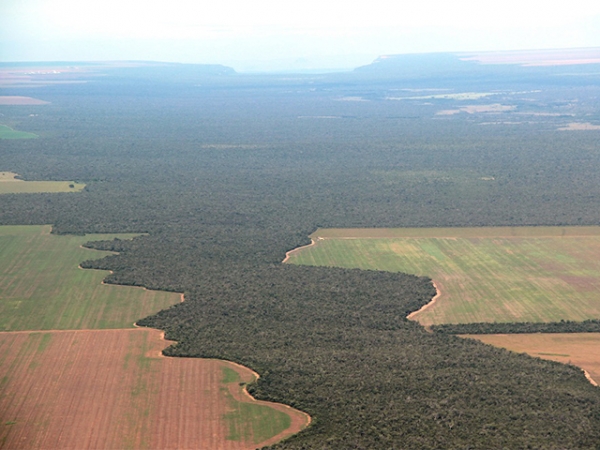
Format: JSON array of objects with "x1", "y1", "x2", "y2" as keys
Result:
[{"x1": 1, "y1": 55, "x2": 600, "y2": 448}]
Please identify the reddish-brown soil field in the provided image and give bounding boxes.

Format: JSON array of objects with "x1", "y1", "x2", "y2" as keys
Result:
[
  {"x1": 464, "y1": 333, "x2": 600, "y2": 386},
  {"x1": 0, "y1": 328, "x2": 307, "y2": 449},
  {"x1": 0, "y1": 96, "x2": 49, "y2": 105}
]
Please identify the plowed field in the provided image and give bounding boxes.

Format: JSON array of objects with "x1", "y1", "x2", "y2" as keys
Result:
[
  {"x1": 0, "y1": 225, "x2": 309, "y2": 449},
  {"x1": 465, "y1": 333, "x2": 600, "y2": 386},
  {"x1": 0, "y1": 328, "x2": 308, "y2": 449}
]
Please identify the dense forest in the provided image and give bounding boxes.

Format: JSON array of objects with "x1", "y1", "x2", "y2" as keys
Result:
[{"x1": 2, "y1": 55, "x2": 600, "y2": 448}]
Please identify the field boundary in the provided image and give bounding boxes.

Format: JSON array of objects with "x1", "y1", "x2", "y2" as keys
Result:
[
  {"x1": 407, "y1": 281, "x2": 441, "y2": 321},
  {"x1": 311, "y1": 226, "x2": 600, "y2": 239},
  {"x1": 92, "y1": 265, "x2": 312, "y2": 445},
  {"x1": 585, "y1": 371, "x2": 598, "y2": 386},
  {"x1": 0, "y1": 225, "x2": 310, "y2": 448},
  {"x1": 282, "y1": 239, "x2": 317, "y2": 263},
  {"x1": 462, "y1": 333, "x2": 600, "y2": 386},
  {"x1": 222, "y1": 361, "x2": 312, "y2": 447},
  {"x1": 287, "y1": 227, "x2": 600, "y2": 387},
  {"x1": 0, "y1": 172, "x2": 85, "y2": 194}
]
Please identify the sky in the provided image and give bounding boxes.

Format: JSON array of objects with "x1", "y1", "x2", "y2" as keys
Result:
[{"x1": 1, "y1": 0, "x2": 599, "y2": 72}]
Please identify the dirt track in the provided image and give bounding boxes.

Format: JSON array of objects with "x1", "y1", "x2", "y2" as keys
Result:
[
  {"x1": 282, "y1": 238, "x2": 317, "y2": 263},
  {"x1": 407, "y1": 280, "x2": 441, "y2": 322}
]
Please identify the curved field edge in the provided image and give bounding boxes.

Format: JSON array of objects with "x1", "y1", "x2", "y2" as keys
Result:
[
  {"x1": 287, "y1": 226, "x2": 600, "y2": 325},
  {"x1": 463, "y1": 333, "x2": 600, "y2": 386},
  {"x1": 0, "y1": 328, "x2": 306, "y2": 449},
  {"x1": 0, "y1": 225, "x2": 176, "y2": 330},
  {"x1": 286, "y1": 227, "x2": 600, "y2": 388},
  {"x1": 0, "y1": 225, "x2": 308, "y2": 448},
  {"x1": 219, "y1": 363, "x2": 310, "y2": 446},
  {"x1": 137, "y1": 261, "x2": 600, "y2": 449}
]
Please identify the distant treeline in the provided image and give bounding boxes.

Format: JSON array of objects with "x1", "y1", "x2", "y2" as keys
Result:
[{"x1": 432, "y1": 319, "x2": 600, "y2": 335}]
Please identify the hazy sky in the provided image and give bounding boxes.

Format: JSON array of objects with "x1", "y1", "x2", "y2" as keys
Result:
[{"x1": 1, "y1": 0, "x2": 599, "y2": 71}]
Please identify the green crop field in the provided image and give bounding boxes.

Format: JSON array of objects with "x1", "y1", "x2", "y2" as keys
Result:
[
  {"x1": 221, "y1": 367, "x2": 292, "y2": 444},
  {"x1": 0, "y1": 225, "x2": 181, "y2": 330},
  {"x1": 286, "y1": 227, "x2": 600, "y2": 325},
  {"x1": 0, "y1": 125, "x2": 37, "y2": 140},
  {"x1": 0, "y1": 172, "x2": 85, "y2": 194},
  {"x1": 0, "y1": 225, "x2": 300, "y2": 448}
]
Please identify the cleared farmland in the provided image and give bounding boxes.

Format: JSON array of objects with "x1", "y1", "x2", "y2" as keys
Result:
[
  {"x1": 0, "y1": 328, "x2": 308, "y2": 449},
  {"x1": 464, "y1": 333, "x2": 600, "y2": 386},
  {"x1": 0, "y1": 225, "x2": 177, "y2": 330},
  {"x1": 221, "y1": 366, "x2": 308, "y2": 446},
  {"x1": 0, "y1": 225, "x2": 308, "y2": 448},
  {"x1": 286, "y1": 227, "x2": 600, "y2": 325},
  {"x1": 0, "y1": 172, "x2": 85, "y2": 194},
  {"x1": 0, "y1": 125, "x2": 37, "y2": 140}
]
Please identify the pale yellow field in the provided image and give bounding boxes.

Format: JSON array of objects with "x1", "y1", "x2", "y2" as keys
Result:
[
  {"x1": 0, "y1": 172, "x2": 85, "y2": 194},
  {"x1": 465, "y1": 333, "x2": 600, "y2": 386}
]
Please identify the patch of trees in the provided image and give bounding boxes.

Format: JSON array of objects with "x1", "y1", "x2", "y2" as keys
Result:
[
  {"x1": 2, "y1": 65, "x2": 600, "y2": 448},
  {"x1": 432, "y1": 319, "x2": 600, "y2": 335}
]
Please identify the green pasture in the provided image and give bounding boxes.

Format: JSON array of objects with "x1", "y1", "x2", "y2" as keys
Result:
[
  {"x1": 0, "y1": 225, "x2": 180, "y2": 331},
  {"x1": 287, "y1": 227, "x2": 600, "y2": 325},
  {"x1": 221, "y1": 367, "x2": 291, "y2": 444},
  {"x1": 0, "y1": 172, "x2": 85, "y2": 194},
  {"x1": 0, "y1": 125, "x2": 37, "y2": 140}
]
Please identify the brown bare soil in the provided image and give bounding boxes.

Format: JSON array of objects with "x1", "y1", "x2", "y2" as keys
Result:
[
  {"x1": 0, "y1": 328, "x2": 307, "y2": 449},
  {"x1": 463, "y1": 333, "x2": 600, "y2": 386},
  {"x1": 0, "y1": 96, "x2": 49, "y2": 105}
]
